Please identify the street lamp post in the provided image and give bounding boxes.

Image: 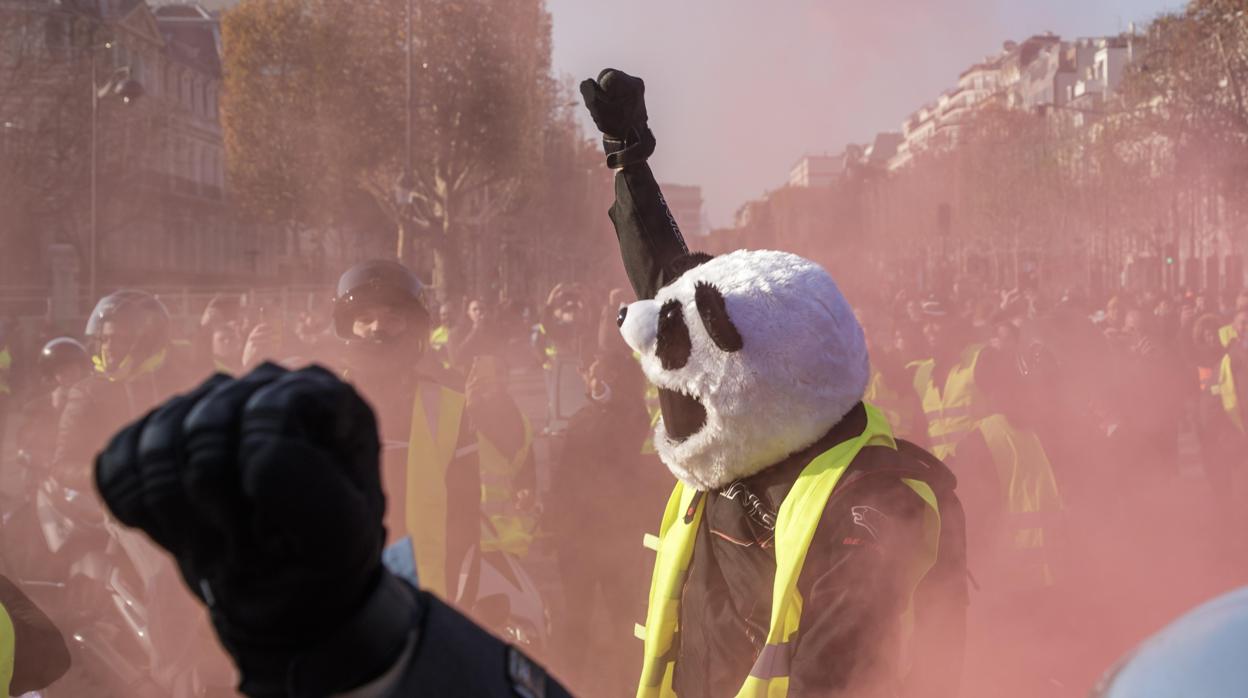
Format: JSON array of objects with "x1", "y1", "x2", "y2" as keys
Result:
[
  {"x1": 394, "y1": 0, "x2": 414, "y2": 263},
  {"x1": 88, "y1": 44, "x2": 143, "y2": 305}
]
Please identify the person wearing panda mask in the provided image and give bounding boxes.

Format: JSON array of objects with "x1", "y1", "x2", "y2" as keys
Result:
[{"x1": 580, "y1": 69, "x2": 968, "y2": 697}]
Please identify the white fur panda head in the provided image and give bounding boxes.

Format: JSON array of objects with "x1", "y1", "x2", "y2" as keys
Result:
[{"x1": 619, "y1": 249, "x2": 869, "y2": 491}]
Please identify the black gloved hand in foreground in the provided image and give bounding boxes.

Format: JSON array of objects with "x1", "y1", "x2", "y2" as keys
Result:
[
  {"x1": 96, "y1": 364, "x2": 414, "y2": 697},
  {"x1": 580, "y1": 68, "x2": 656, "y2": 168}
]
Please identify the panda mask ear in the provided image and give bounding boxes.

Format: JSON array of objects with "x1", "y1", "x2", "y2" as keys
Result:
[{"x1": 694, "y1": 281, "x2": 743, "y2": 352}]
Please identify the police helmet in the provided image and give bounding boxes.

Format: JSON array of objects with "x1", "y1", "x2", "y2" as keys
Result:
[
  {"x1": 85, "y1": 290, "x2": 171, "y2": 374},
  {"x1": 1091, "y1": 586, "x2": 1248, "y2": 697},
  {"x1": 39, "y1": 337, "x2": 90, "y2": 381},
  {"x1": 332, "y1": 260, "x2": 430, "y2": 340}
]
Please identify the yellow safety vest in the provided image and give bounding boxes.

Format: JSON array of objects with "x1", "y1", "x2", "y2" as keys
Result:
[
  {"x1": 0, "y1": 346, "x2": 11, "y2": 395},
  {"x1": 975, "y1": 414, "x2": 1064, "y2": 590},
  {"x1": 864, "y1": 369, "x2": 910, "y2": 438},
  {"x1": 0, "y1": 601, "x2": 12, "y2": 696},
  {"x1": 909, "y1": 345, "x2": 985, "y2": 460},
  {"x1": 406, "y1": 382, "x2": 468, "y2": 598},
  {"x1": 1216, "y1": 354, "x2": 1245, "y2": 434},
  {"x1": 537, "y1": 324, "x2": 559, "y2": 369},
  {"x1": 1219, "y1": 324, "x2": 1238, "y2": 349},
  {"x1": 429, "y1": 325, "x2": 450, "y2": 351},
  {"x1": 636, "y1": 404, "x2": 941, "y2": 698},
  {"x1": 478, "y1": 414, "x2": 536, "y2": 556},
  {"x1": 92, "y1": 348, "x2": 168, "y2": 383}
]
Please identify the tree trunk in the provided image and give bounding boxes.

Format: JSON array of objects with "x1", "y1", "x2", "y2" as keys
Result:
[{"x1": 430, "y1": 233, "x2": 465, "y2": 306}]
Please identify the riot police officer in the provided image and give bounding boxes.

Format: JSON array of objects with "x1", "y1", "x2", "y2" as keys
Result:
[
  {"x1": 14, "y1": 338, "x2": 92, "y2": 471},
  {"x1": 52, "y1": 290, "x2": 187, "y2": 482},
  {"x1": 331, "y1": 260, "x2": 481, "y2": 598},
  {"x1": 94, "y1": 364, "x2": 571, "y2": 697}
]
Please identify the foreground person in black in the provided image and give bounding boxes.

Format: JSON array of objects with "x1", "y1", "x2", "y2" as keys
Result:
[{"x1": 95, "y1": 364, "x2": 570, "y2": 698}]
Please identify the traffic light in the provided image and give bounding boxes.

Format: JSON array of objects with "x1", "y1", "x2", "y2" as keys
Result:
[{"x1": 1163, "y1": 243, "x2": 1177, "y2": 266}]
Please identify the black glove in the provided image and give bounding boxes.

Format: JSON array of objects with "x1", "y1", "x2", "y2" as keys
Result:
[
  {"x1": 96, "y1": 364, "x2": 417, "y2": 697},
  {"x1": 580, "y1": 68, "x2": 656, "y2": 168}
]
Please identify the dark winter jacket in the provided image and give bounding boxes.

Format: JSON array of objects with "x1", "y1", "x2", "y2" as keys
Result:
[{"x1": 611, "y1": 161, "x2": 967, "y2": 698}]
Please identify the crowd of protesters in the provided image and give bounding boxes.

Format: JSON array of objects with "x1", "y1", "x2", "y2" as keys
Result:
[{"x1": 0, "y1": 268, "x2": 1245, "y2": 696}]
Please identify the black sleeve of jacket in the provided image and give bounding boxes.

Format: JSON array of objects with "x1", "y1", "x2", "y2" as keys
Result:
[
  {"x1": 394, "y1": 591, "x2": 573, "y2": 697},
  {"x1": 608, "y1": 163, "x2": 690, "y2": 300},
  {"x1": 0, "y1": 575, "x2": 71, "y2": 693},
  {"x1": 788, "y1": 475, "x2": 930, "y2": 697}
]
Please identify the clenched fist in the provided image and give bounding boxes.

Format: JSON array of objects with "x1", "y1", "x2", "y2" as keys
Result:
[
  {"x1": 580, "y1": 68, "x2": 656, "y2": 168},
  {"x1": 96, "y1": 364, "x2": 415, "y2": 696}
]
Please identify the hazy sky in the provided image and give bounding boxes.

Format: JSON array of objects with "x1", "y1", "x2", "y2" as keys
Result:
[{"x1": 548, "y1": 0, "x2": 1184, "y2": 228}]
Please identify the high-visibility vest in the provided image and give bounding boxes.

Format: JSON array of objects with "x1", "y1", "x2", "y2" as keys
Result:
[
  {"x1": 429, "y1": 325, "x2": 450, "y2": 351},
  {"x1": 1216, "y1": 354, "x2": 1245, "y2": 434},
  {"x1": 909, "y1": 345, "x2": 985, "y2": 460},
  {"x1": 92, "y1": 348, "x2": 168, "y2": 383},
  {"x1": 536, "y1": 324, "x2": 559, "y2": 367},
  {"x1": 406, "y1": 382, "x2": 468, "y2": 598},
  {"x1": 1219, "y1": 324, "x2": 1238, "y2": 349},
  {"x1": 974, "y1": 414, "x2": 1064, "y2": 590},
  {"x1": 0, "y1": 346, "x2": 11, "y2": 396},
  {"x1": 864, "y1": 369, "x2": 910, "y2": 437},
  {"x1": 478, "y1": 414, "x2": 536, "y2": 556},
  {"x1": 636, "y1": 404, "x2": 941, "y2": 698},
  {"x1": 0, "y1": 601, "x2": 12, "y2": 696}
]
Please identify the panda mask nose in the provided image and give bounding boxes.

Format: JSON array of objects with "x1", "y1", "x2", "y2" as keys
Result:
[{"x1": 619, "y1": 299, "x2": 659, "y2": 355}]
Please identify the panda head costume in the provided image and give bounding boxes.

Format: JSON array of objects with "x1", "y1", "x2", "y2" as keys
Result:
[{"x1": 619, "y1": 249, "x2": 870, "y2": 491}]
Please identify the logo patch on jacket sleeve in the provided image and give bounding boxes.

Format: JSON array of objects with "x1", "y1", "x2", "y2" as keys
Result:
[{"x1": 850, "y1": 505, "x2": 888, "y2": 541}]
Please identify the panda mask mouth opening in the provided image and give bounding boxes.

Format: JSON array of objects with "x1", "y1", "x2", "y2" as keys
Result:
[
  {"x1": 657, "y1": 387, "x2": 706, "y2": 441},
  {"x1": 619, "y1": 250, "x2": 870, "y2": 492}
]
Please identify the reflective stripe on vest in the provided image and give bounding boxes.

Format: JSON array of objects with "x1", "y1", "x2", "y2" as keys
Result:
[
  {"x1": 537, "y1": 324, "x2": 558, "y2": 368},
  {"x1": 478, "y1": 414, "x2": 536, "y2": 555},
  {"x1": 0, "y1": 601, "x2": 12, "y2": 696},
  {"x1": 1218, "y1": 354, "x2": 1245, "y2": 434},
  {"x1": 1219, "y1": 324, "x2": 1238, "y2": 349},
  {"x1": 975, "y1": 414, "x2": 1064, "y2": 590},
  {"x1": 910, "y1": 345, "x2": 985, "y2": 460},
  {"x1": 406, "y1": 383, "x2": 467, "y2": 598},
  {"x1": 636, "y1": 404, "x2": 941, "y2": 698}
]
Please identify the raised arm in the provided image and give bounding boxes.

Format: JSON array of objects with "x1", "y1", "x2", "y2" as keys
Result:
[{"x1": 581, "y1": 69, "x2": 690, "y2": 300}]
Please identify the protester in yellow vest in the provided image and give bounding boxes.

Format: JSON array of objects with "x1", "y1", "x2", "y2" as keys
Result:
[
  {"x1": 1219, "y1": 300, "x2": 1248, "y2": 348},
  {"x1": 1217, "y1": 343, "x2": 1247, "y2": 435},
  {"x1": 583, "y1": 67, "x2": 967, "y2": 698},
  {"x1": 907, "y1": 302, "x2": 988, "y2": 460},
  {"x1": 331, "y1": 260, "x2": 481, "y2": 598},
  {"x1": 0, "y1": 575, "x2": 71, "y2": 695},
  {"x1": 951, "y1": 346, "x2": 1070, "y2": 698},
  {"x1": 430, "y1": 302, "x2": 454, "y2": 359},
  {"x1": 466, "y1": 356, "x2": 538, "y2": 556}
]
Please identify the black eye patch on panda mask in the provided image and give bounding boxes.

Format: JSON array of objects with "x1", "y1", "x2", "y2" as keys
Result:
[
  {"x1": 656, "y1": 300, "x2": 692, "y2": 370},
  {"x1": 694, "y1": 282, "x2": 743, "y2": 352}
]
